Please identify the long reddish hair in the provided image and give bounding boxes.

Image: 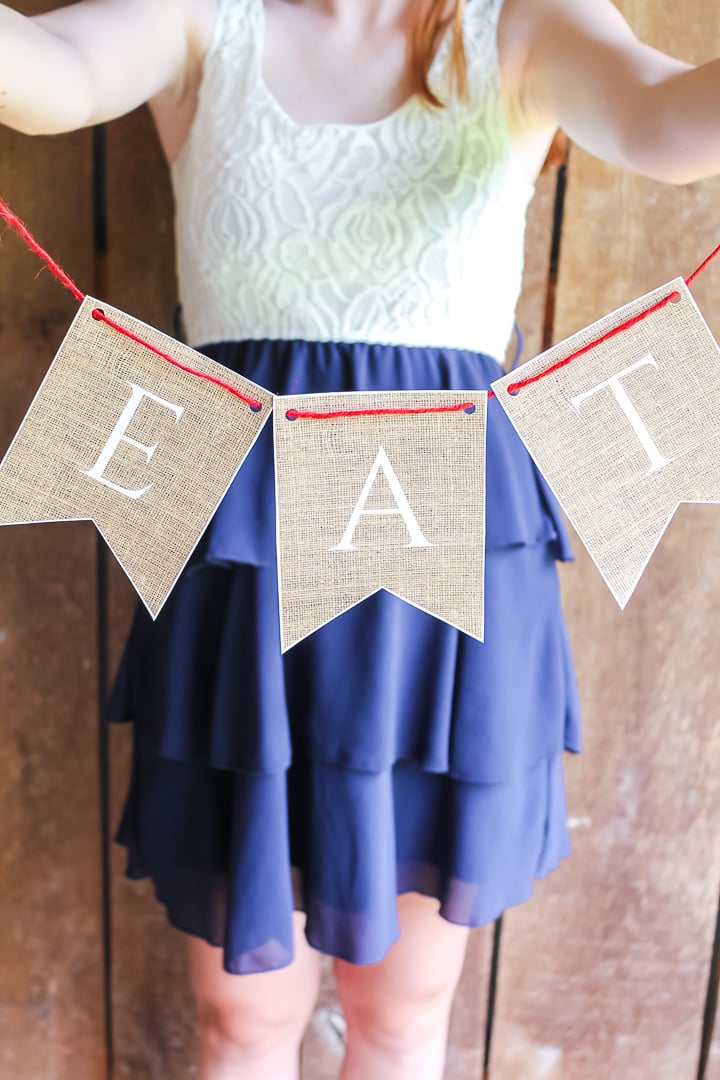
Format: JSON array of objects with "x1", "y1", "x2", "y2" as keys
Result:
[{"x1": 410, "y1": 0, "x2": 468, "y2": 106}]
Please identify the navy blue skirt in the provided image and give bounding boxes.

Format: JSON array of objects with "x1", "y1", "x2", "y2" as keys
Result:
[{"x1": 108, "y1": 339, "x2": 582, "y2": 974}]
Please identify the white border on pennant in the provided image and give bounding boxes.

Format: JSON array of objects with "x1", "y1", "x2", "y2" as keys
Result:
[
  {"x1": 0, "y1": 296, "x2": 274, "y2": 619},
  {"x1": 490, "y1": 278, "x2": 720, "y2": 610},
  {"x1": 273, "y1": 388, "x2": 487, "y2": 652}
]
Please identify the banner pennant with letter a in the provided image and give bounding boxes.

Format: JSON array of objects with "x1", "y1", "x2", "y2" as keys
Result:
[
  {"x1": 0, "y1": 297, "x2": 273, "y2": 616},
  {"x1": 273, "y1": 390, "x2": 487, "y2": 651},
  {"x1": 491, "y1": 278, "x2": 720, "y2": 608}
]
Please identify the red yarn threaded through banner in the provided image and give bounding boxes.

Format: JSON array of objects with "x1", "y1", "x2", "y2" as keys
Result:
[
  {"x1": 90, "y1": 308, "x2": 263, "y2": 409},
  {"x1": 0, "y1": 196, "x2": 264, "y2": 411},
  {"x1": 1, "y1": 195, "x2": 718, "y2": 415}
]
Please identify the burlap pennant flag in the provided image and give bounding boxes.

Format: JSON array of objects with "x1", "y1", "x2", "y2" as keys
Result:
[
  {"x1": 0, "y1": 297, "x2": 273, "y2": 616},
  {"x1": 491, "y1": 278, "x2": 720, "y2": 607},
  {"x1": 273, "y1": 390, "x2": 487, "y2": 651}
]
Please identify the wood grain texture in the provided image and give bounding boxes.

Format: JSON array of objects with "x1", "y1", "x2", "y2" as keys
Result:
[
  {"x1": 0, "y1": 28, "x2": 105, "y2": 1076},
  {"x1": 103, "y1": 106, "x2": 200, "y2": 1078},
  {"x1": 490, "y1": 3, "x2": 720, "y2": 1077}
]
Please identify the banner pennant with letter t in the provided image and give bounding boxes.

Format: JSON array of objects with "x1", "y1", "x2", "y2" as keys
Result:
[{"x1": 491, "y1": 279, "x2": 720, "y2": 607}]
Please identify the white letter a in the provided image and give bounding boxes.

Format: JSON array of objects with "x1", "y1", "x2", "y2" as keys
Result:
[{"x1": 330, "y1": 445, "x2": 434, "y2": 551}]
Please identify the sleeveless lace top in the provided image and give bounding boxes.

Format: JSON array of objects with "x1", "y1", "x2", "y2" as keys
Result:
[{"x1": 170, "y1": 0, "x2": 535, "y2": 359}]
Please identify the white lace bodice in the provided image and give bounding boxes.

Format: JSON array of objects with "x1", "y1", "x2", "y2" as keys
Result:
[{"x1": 170, "y1": 0, "x2": 535, "y2": 359}]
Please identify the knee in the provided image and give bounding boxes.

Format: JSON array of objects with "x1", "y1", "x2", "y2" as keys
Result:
[
  {"x1": 192, "y1": 959, "x2": 318, "y2": 1062},
  {"x1": 195, "y1": 992, "x2": 307, "y2": 1061},
  {"x1": 339, "y1": 976, "x2": 456, "y2": 1056},
  {"x1": 189, "y1": 916, "x2": 321, "y2": 1061}
]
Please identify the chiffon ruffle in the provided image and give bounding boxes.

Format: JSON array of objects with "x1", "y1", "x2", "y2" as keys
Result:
[
  {"x1": 115, "y1": 725, "x2": 572, "y2": 974},
  {"x1": 108, "y1": 338, "x2": 581, "y2": 974}
]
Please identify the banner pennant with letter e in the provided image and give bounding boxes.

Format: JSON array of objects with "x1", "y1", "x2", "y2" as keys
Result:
[
  {"x1": 0, "y1": 297, "x2": 273, "y2": 616},
  {"x1": 491, "y1": 278, "x2": 720, "y2": 608},
  {"x1": 273, "y1": 390, "x2": 487, "y2": 651}
]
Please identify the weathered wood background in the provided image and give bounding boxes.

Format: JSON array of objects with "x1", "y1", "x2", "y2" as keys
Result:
[{"x1": 1, "y1": 2, "x2": 719, "y2": 1076}]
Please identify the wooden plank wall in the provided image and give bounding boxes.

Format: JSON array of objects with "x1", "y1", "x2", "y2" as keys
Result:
[
  {"x1": 490, "y1": 4, "x2": 720, "y2": 1079},
  {"x1": 0, "y1": 3, "x2": 104, "y2": 1074},
  {"x1": 0, "y1": 2, "x2": 719, "y2": 1078}
]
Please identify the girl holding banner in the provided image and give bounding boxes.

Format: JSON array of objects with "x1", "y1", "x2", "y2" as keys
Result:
[{"x1": 1, "y1": 1, "x2": 718, "y2": 1077}]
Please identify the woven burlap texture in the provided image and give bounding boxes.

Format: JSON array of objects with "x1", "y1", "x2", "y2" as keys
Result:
[
  {"x1": 491, "y1": 278, "x2": 720, "y2": 607},
  {"x1": 274, "y1": 390, "x2": 487, "y2": 651},
  {"x1": 0, "y1": 296, "x2": 273, "y2": 616}
]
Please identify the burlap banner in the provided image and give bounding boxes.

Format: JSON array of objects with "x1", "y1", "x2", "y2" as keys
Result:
[
  {"x1": 0, "y1": 297, "x2": 273, "y2": 616},
  {"x1": 273, "y1": 390, "x2": 487, "y2": 651},
  {"x1": 491, "y1": 278, "x2": 720, "y2": 607}
]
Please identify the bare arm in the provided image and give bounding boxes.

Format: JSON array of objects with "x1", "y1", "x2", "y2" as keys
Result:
[
  {"x1": 0, "y1": 0, "x2": 198, "y2": 135},
  {"x1": 501, "y1": 0, "x2": 720, "y2": 185}
]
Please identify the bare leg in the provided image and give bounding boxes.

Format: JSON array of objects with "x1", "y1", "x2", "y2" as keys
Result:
[
  {"x1": 188, "y1": 910, "x2": 323, "y2": 1080},
  {"x1": 334, "y1": 892, "x2": 470, "y2": 1080}
]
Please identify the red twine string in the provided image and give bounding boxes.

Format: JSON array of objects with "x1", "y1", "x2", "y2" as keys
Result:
[
  {"x1": 1, "y1": 194, "x2": 718, "y2": 415},
  {"x1": 0, "y1": 196, "x2": 263, "y2": 411},
  {"x1": 286, "y1": 402, "x2": 476, "y2": 420},
  {"x1": 686, "y1": 241, "x2": 720, "y2": 286},
  {"x1": 90, "y1": 309, "x2": 263, "y2": 409},
  {"x1": 488, "y1": 244, "x2": 720, "y2": 401},
  {"x1": 496, "y1": 291, "x2": 681, "y2": 399},
  {"x1": 291, "y1": 242, "x2": 719, "y2": 417},
  {"x1": 0, "y1": 198, "x2": 85, "y2": 302}
]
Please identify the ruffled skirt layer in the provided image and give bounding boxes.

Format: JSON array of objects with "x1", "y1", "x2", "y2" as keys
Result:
[{"x1": 108, "y1": 339, "x2": 581, "y2": 974}]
